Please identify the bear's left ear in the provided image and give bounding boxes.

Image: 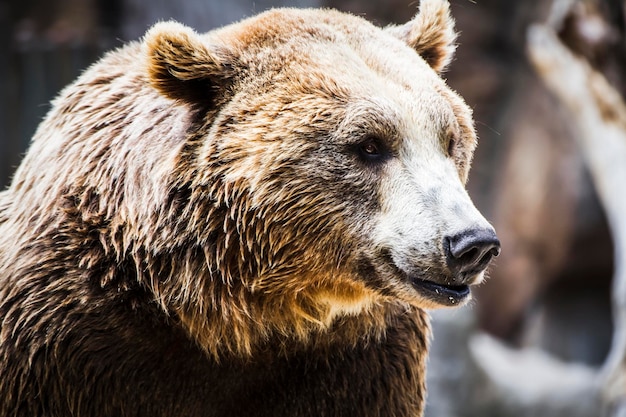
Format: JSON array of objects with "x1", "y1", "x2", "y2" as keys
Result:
[
  {"x1": 145, "y1": 21, "x2": 235, "y2": 103},
  {"x1": 386, "y1": 0, "x2": 457, "y2": 73}
]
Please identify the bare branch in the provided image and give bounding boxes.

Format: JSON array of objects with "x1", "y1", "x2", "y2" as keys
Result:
[
  {"x1": 470, "y1": 15, "x2": 626, "y2": 416},
  {"x1": 526, "y1": 22, "x2": 626, "y2": 415},
  {"x1": 470, "y1": 333, "x2": 601, "y2": 416}
]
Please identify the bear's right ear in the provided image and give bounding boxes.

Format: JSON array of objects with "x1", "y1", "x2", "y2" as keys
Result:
[
  {"x1": 145, "y1": 21, "x2": 234, "y2": 103},
  {"x1": 386, "y1": 0, "x2": 457, "y2": 73}
]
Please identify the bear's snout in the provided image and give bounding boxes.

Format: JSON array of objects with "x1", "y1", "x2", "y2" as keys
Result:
[{"x1": 444, "y1": 228, "x2": 500, "y2": 279}]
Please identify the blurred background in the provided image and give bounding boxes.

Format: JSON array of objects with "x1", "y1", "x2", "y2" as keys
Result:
[{"x1": 1, "y1": 0, "x2": 624, "y2": 415}]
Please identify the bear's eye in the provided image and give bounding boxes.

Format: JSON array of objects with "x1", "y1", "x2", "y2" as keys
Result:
[{"x1": 356, "y1": 137, "x2": 387, "y2": 163}]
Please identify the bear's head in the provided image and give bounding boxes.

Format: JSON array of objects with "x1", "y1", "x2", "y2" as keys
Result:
[
  {"x1": 5, "y1": 0, "x2": 498, "y2": 359},
  {"x1": 138, "y1": 0, "x2": 499, "y2": 355}
]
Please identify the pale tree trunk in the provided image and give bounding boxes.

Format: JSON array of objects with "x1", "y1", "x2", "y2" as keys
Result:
[
  {"x1": 467, "y1": 0, "x2": 626, "y2": 415},
  {"x1": 528, "y1": 9, "x2": 626, "y2": 416}
]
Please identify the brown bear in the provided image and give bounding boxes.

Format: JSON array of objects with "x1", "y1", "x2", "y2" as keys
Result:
[{"x1": 0, "y1": 0, "x2": 500, "y2": 416}]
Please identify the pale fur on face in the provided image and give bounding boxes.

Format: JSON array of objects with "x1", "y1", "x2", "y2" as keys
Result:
[{"x1": 304, "y1": 12, "x2": 491, "y2": 314}]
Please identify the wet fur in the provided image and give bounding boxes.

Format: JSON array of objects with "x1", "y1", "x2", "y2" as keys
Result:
[{"x1": 0, "y1": 1, "x2": 471, "y2": 416}]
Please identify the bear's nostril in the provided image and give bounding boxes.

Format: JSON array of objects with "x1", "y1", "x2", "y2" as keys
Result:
[
  {"x1": 459, "y1": 247, "x2": 478, "y2": 264},
  {"x1": 445, "y1": 228, "x2": 500, "y2": 275}
]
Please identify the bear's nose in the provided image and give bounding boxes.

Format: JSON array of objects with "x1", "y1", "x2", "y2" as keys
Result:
[{"x1": 444, "y1": 228, "x2": 501, "y2": 275}]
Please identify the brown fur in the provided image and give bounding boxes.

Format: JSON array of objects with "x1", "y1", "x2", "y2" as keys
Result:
[
  {"x1": 0, "y1": 2, "x2": 483, "y2": 416},
  {"x1": 385, "y1": 0, "x2": 457, "y2": 73}
]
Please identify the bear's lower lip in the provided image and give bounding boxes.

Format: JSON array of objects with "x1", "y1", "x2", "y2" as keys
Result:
[{"x1": 409, "y1": 278, "x2": 470, "y2": 306}]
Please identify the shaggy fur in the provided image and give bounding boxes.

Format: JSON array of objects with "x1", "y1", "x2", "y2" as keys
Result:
[{"x1": 0, "y1": 1, "x2": 496, "y2": 416}]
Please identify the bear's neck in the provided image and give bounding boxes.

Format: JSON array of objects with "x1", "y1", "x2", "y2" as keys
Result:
[
  {"x1": 105, "y1": 217, "x2": 426, "y2": 361},
  {"x1": 170, "y1": 297, "x2": 431, "y2": 417},
  {"x1": 165, "y1": 273, "x2": 424, "y2": 360}
]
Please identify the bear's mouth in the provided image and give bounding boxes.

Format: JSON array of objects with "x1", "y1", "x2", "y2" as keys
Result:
[
  {"x1": 409, "y1": 278, "x2": 470, "y2": 306},
  {"x1": 368, "y1": 251, "x2": 473, "y2": 306}
]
